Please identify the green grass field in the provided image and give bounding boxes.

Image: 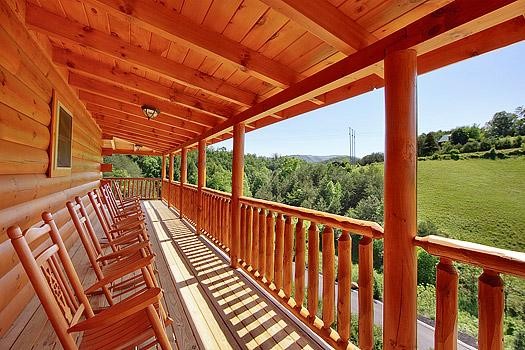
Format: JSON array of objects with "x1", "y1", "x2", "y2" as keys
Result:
[{"x1": 417, "y1": 158, "x2": 525, "y2": 252}]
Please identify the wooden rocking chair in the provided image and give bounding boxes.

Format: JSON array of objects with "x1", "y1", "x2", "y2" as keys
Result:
[
  {"x1": 88, "y1": 190, "x2": 147, "y2": 251},
  {"x1": 67, "y1": 198, "x2": 156, "y2": 305},
  {"x1": 7, "y1": 212, "x2": 172, "y2": 350}
]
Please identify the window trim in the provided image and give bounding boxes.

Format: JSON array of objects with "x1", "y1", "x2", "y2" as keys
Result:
[{"x1": 48, "y1": 91, "x2": 73, "y2": 177}]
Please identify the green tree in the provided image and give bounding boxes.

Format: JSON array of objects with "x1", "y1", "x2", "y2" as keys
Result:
[
  {"x1": 486, "y1": 111, "x2": 518, "y2": 137},
  {"x1": 421, "y1": 133, "x2": 439, "y2": 156},
  {"x1": 450, "y1": 127, "x2": 469, "y2": 145}
]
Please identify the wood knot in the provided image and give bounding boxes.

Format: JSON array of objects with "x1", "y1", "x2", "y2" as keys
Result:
[
  {"x1": 118, "y1": 4, "x2": 134, "y2": 15},
  {"x1": 82, "y1": 26, "x2": 94, "y2": 33}
]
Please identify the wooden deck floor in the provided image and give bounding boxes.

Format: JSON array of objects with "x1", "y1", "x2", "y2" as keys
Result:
[{"x1": 1, "y1": 200, "x2": 326, "y2": 350}]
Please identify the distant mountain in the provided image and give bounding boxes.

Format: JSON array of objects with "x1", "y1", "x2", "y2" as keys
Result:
[{"x1": 290, "y1": 155, "x2": 358, "y2": 163}]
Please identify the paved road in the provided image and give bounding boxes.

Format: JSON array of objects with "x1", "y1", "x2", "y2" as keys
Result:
[{"x1": 293, "y1": 264, "x2": 475, "y2": 350}]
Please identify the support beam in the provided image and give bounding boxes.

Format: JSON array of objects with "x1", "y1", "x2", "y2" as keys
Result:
[
  {"x1": 25, "y1": 4, "x2": 256, "y2": 107},
  {"x1": 179, "y1": 147, "x2": 188, "y2": 219},
  {"x1": 53, "y1": 47, "x2": 233, "y2": 119},
  {"x1": 172, "y1": 0, "x2": 520, "y2": 150},
  {"x1": 196, "y1": 140, "x2": 207, "y2": 235},
  {"x1": 259, "y1": 0, "x2": 376, "y2": 54},
  {"x1": 168, "y1": 153, "x2": 175, "y2": 208},
  {"x1": 230, "y1": 123, "x2": 245, "y2": 268},
  {"x1": 90, "y1": 0, "x2": 298, "y2": 88},
  {"x1": 383, "y1": 48, "x2": 418, "y2": 349},
  {"x1": 161, "y1": 154, "x2": 167, "y2": 181}
]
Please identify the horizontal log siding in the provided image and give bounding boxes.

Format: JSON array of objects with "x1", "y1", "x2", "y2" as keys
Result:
[{"x1": 0, "y1": 0, "x2": 101, "y2": 336}]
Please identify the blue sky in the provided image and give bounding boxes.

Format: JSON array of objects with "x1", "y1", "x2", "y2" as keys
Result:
[{"x1": 215, "y1": 42, "x2": 525, "y2": 157}]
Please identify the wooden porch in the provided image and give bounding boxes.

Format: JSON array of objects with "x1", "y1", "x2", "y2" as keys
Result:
[{"x1": 0, "y1": 199, "x2": 326, "y2": 350}]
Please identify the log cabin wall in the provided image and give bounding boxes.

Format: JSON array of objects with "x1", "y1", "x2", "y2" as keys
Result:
[{"x1": 0, "y1": 0, "x2": 101, "y2": 334}]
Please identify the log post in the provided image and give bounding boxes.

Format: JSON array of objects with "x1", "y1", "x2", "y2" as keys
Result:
[
  {"x1": 435, "y1": 258, "x2": 458, "y2": 350},
  {"x1": 168, "y1": 152, "x2": 174, "y2": 208},
  {"x1": 197, "y1": 140, "x2": 207, "y2": 235},
  {"x1": 179, "y1": 147, "x2": 187, "y2": 219},
  {"x1": 478, "y1": 270, "x2": 504, "y2": 350},
  {"x1": 359, "y1": 237, "x2": 374, "y2": 350},
  {"x1": 383, "y1": 48, "x2": 418, "y2": 349},
  {"x1": 161, "y1": 154, "x2": 166, "y2": 200},
  {"x1": 231, "y1": 123, "x2": 245, "y2": 268}
]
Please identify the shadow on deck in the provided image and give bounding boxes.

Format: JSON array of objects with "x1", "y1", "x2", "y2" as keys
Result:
[{"x1": 143, "y1": 200, "x2": 326, "y2": 350}]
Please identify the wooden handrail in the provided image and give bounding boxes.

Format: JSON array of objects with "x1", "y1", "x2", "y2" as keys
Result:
[
  {"x1": 202, "y1": 187, "x2": 232, "y2": 198},
  {"x1": 104, "y1": 177, "x2": 161, "y2": 180},
  {"x1": 415, "y1": 235, "x2": 525, "y2": 278},
  {"x1": 240, "y1": 196, "x2": 383, "y2": 238}
]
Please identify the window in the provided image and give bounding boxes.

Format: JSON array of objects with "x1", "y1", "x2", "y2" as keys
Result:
[{"x1": 49, "y1": 91, "x2": 73, "y2": 177}]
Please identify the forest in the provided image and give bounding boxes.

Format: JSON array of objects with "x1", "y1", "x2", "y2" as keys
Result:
[{"x1": 104, "y1": 107, "x2": 525, "y2": 349}]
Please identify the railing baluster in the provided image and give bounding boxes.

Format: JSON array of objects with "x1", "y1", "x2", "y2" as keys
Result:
[
  {"x1": 252, "y1": 207, "x2": 259, "y2": 272},
  {"x1": 307, "y1": 222, "x2": 319, "y2": 320},
  {"x1": 322, "y1": 226, "x2": 335, "y2": 328},
  {"x1": 359, "y1": 236, "x2": 374, "y2": 350},
  {"x1": 246, "y1": 206, "x2": 253, "y2": 265},
  {"x1": 435, "y1": 258, "x2": 458, "y2": 350},
  {"x1": 478, "y1": 270, "x2": 504, "y2": 350},
  {"x1": 274, "y1": 213, "x2": 284, "y2": 291},
  {"x1": 295, "y1": 219, "x2": 305, "y2": 308},
  {"x1": 259, "y1": 209, "x2": 267, "y2": 279},
  {"x1": 240, "y1": 204, "x2": 246, "y2": 262},
  {"x1": 266, "y1": 211, "x2": 275, "y2": 284},
  {"x1": 283, "y1": 215, "x2": 293, "y2": 298},
  {"x1": 337, "y1": 231, "x2": 351, "y2": 343}
]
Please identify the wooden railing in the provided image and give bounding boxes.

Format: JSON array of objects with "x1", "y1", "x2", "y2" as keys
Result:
[
  {"x1": 163, "y1": 186, "x2": 525, "y2": 350},
  {"x1": 103, "y1": 177, "x2": 162, "y2": 199},
  {"x1": 238, "y1": 196, "x2": 383, "y2": 349},
  {"x1": 415, "y1": 235, "x2": 525, "y2": 350}
]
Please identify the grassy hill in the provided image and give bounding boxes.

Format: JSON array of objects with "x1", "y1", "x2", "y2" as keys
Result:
[{"x1": 417, "y1": 158, "x2": 525, "y2": 252}]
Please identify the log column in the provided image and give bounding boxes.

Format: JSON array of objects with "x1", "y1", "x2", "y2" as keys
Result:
[
  {"x1": 161, "y1": 154, "x2": 166, "y2": 200},
  {"x1": 168, "y1": 152, "x2": 174, "y2": 208},
  {"x1": 231, "y1": 123, "x2": 245, "y2": 268},
  {"x1": 179, "y1": 147, "x2": 187, "y2": 219},
  {"x1": 197, "y1": 140, "x2": 207, "y2": 235},
  {"x1": 383, "y1": 48, "x2": 418, "y2": 349}
]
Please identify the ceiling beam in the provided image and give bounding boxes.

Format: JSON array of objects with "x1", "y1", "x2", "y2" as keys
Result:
[
  {"x1": 172, "y1": 0, "x2": 520, "y2": 150},
  {"x1": 69, "y1": 73, "x2": 215, "y2": 131},
  {"x1": 25, "y1": 4, "x2": 257, "y2": 107},
  {"x1": 88, "y1": 0, "x2": 298, "y2": 88},
  {"x1": 85, "y1": 102, "x2": 198, "y2": 139},
  {"x1": 259, "y1": 0, "x2": 376, "y2": 55},
  {"x1": 53, "y1": 47, "x2": 233, "y2": 119}
]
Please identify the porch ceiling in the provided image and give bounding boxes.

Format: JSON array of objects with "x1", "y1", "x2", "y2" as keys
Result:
[{"x1": 26, "y1": 0, "x2": 525, "y2": 153}]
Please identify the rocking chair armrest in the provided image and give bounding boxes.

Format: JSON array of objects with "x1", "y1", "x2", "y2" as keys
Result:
[
  {"x1": 68, "y1": 287, "x2": 162, "y2": 332},
  {"x1": 108, "y1": 229, "x2": 144, "y2": 246},
  {"x1": 97, "y1": 240, "x2": 151, "y2": 262},
  {"x1": 113, "y1": 209, "x2": 142, "y2": 219},
  {"x1": 84, "y1": 254, "x2": 155, "y2": 295},
  {"x1": 111, "y1": 216, "x2": 144, "y2": 230}
]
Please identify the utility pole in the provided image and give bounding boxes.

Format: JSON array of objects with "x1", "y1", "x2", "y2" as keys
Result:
[{"x1": 349, "y1": 127, "x2": 356, "y2": 164}]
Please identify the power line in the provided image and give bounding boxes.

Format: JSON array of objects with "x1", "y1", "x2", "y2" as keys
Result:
[{"x1": 349, "y1": 127, "x2": 356, "y2": 164}]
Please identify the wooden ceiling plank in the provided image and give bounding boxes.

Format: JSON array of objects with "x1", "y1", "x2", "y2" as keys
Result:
[
  {"x1": 418, "y1": 15, "x2": 525, "y2": 75},
  {"x1": 89, "y1": 105, "x2": 193, "y2": 140},
  {"x1": 84, "y1": 102, "x2": 201, "y2": 139},
  {"x1": 173, "y1": 0, "x2": 520, "y2": 149},
  {"x1": 93, "y1": 116, "x2": 186, "y2": 144},
  {"x1": 100, "y1": 130, "x2": 176, "y2": 151},
  {"x1": 99, "y1": 125, "x2": 178, "y2": 149},
  {"x1": 89, "y1": 0, "x2": 299, "y2": 88},
  {"x1": 259, "y1": 0, "x2": 376, "y2": 54},
  {"x1": 53, "y1": 47, "x2": 232, "y2": 119},
  {"x1": 68, "y1": 73, "x2": 217, "y2": 131},
  {"x1": 25, "y1": 3, "x2": 257, "y2": 107}
]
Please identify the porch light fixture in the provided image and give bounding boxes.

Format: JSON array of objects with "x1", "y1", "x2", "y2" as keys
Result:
[{"x1": 141, "y1": 104, "x2": 160, "y2": 120}]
